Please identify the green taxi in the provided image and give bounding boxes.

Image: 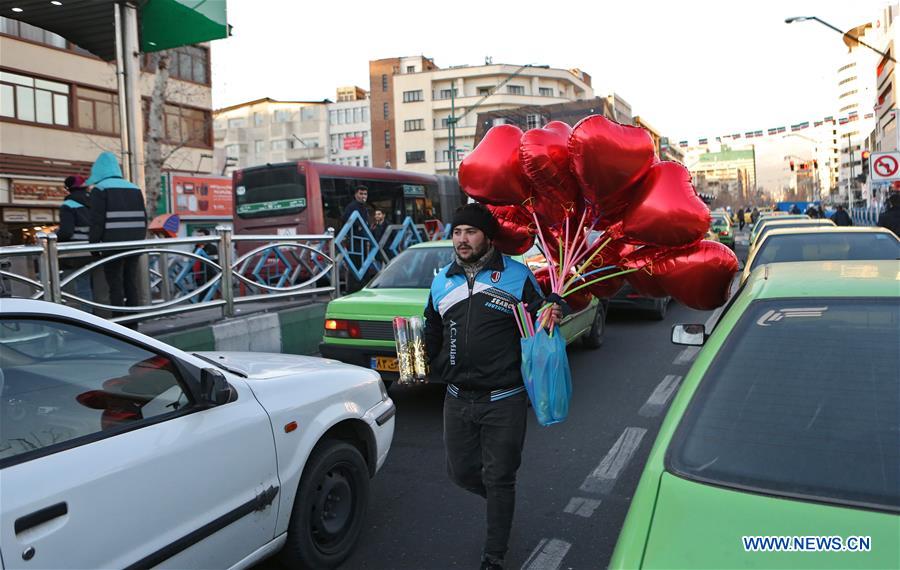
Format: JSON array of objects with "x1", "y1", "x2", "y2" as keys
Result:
[
  {"x1": 610, "y1": 260, "x2": 900, "y2": 569},
  {"x1": 710, "y1": 212, "x2": 734, "y2": 249},
  {"x1": 749, "y1": 215, "x2": 812, "y2": 245},
  {"x1": 319, "y1": 240, "x2": 606, "y2": 383}
]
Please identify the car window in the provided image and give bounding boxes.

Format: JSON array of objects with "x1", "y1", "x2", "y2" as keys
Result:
[
  {"x1": 751, "y1": 233, "x2": 900, "y2": 271},
  {"x1": 0, "y1": 319, "x2": 190, "y2": 462},
  {"x1": 667, "y1": 299, "x2": 900, "y2": 511},
  {"x1": 754, "y1": 221, "x2": 833, "y2": 244},
  {"x1": 368, "y1": 246, "x2": 455, "y2": 289}
]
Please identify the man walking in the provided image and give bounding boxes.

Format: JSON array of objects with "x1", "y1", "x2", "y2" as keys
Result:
[
  {"x1": 736, "y1": 207, "x2": 745, "y2": 231},
  {"x1": 877, "y1": 193, "x2": 900, "y2": 237},
  {"x1": 830, "y1": 204, "x2": 853, "y2": 226},
  {"x1": 424, "y1": 203, "x2": 561, "y2": 569},
  {"x1": 87, "y1": 151, "x2": 148, "y2": 309}
]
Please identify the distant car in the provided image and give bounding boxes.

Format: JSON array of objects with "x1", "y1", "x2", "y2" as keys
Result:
[
  {"x1": 320, "y1": 240, "x2": 607, "y2": 385},
  {"x1": 749, "y1": 217, "x2": 822, "y2": 249},
  {"x1": 741, "y1": 226, "x2": 900, "y2": 283},
  {"x1": 1, "y1": 299, "x2": 394, "y2": 569},
  {"x1": 709, "y1": 213, "x2": 734, "y2": 249},
  {"x1": 610, "y1": 260, "x2": 900, "y2": 570}
]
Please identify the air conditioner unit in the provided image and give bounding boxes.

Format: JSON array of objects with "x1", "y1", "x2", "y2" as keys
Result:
[{"x1": 330, "y1": 148, "x2": 339, "y2": 154}]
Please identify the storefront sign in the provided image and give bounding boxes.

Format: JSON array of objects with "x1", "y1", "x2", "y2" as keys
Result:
[
  {"x1": 171, "y1": 175, "x2": 233, "y2": 217},
  {"x1": 30, "y1": 209, "x2": 54, "y2": 222},
  {"x1": 12, "y1": 180, "x2": 68, "y2": 204},
  {"x1": 343, "y1": 136, "x2": 364, "y2": 150},
  {"x1": 2, "y1": 208, "x2": 29, "y2": 222}
]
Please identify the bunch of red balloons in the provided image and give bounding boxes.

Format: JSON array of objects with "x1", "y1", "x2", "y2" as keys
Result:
[{"x1": 458, "y1": 115, "x2": 739, "y2": 311}]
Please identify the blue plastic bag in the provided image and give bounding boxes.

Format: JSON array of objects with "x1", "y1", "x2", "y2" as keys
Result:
[{"x1": 520, "y1": 326, "x2": 572, "y2": 426}]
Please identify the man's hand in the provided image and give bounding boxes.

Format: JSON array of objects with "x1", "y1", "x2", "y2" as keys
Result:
[{"x1": 548, "y1": 303, "x2": 563, "y2": 327}]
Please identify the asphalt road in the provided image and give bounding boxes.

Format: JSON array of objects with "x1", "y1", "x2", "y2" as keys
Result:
[{"x1": 264, "y1": 231, "x2": 749, "y2": 570}]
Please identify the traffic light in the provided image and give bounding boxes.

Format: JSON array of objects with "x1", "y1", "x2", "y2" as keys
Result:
[
  {"x1": 813, "y1": 159, "x2": 819, "y2": 169},
  {"x1": 790, "y1": 160, "x2": 795, "y2": 172},
  {"x1": 861, "y1": 150, "x2": 871, "y2": 182}
]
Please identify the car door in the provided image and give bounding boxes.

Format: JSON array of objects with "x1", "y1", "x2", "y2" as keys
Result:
[{"x1": 0, "y1": 316, "x2": 279, "y2": 569}]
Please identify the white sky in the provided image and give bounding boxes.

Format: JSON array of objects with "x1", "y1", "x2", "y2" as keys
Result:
[{"x1": 212, "y1": 0, "x2": 885, "y2": 142}]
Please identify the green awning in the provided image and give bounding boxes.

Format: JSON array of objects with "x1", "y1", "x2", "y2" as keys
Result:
[{"x1": 0, "y1": 0, "x2": 229, "y2": 61}]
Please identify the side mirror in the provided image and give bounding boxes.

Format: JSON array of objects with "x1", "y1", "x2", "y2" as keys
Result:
[
  {"x1": 200, "y1": 368, "x2": 233, "y2": 406},
  {"x1": 671, "y1": 324, "x2": 706, "y2": 346}
]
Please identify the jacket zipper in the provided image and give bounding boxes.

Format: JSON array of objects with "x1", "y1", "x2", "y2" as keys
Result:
[{"x1": 463, "y1": 271, "x2": 475, "y2": 385}]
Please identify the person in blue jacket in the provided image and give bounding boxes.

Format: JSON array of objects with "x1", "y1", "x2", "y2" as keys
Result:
[
  {"x1": 424, "y1": 203, "x2": 561, "y2": 569},
  {"x1": 57, "y1": 175, "x2": 93, "y2": 301},
  {"x1": 86, "y1": 152, "x2": 147, "y2": 309}
]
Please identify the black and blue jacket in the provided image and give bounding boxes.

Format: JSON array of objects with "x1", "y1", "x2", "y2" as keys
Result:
[
  {"x1": 57, "y1": 187, "x2": 92, "y2": 269},
  {"x1": 424, "y1": 248, "x2": 544, "y2": 392},
  {"x1": 86, "y1": 152, "x2": 147, "y2": 244}
]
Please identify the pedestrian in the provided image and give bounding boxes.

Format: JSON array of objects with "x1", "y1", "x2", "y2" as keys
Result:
[
  {"x1": 751, "y1": 207, "x2": 760, "y2": 224},
  {"x1": 877, "y1": 192, "x2": 900, "y2": 237},
  {"x1": 830, "y1": 204, "x2": 853, "y2": 227},
  {"x1": 789, "y1": 204, "x2": 802, "y2": 215},
  {"x1": 57, "y1": 175, "x2": 94, "y2": 302},
  {"x1": 804, "y1": 204, "x2": 818, "y2": 218},
  {"x1": 341, "y1": 185, "x2": 370, "y2": 226},
  {"x1": 371, "y1": 208, "x2": 389, "y2": 243},
  {"x1": 736, "y1": 207, "x2": 745, "y2": 231},
  {"x1": 87, "y1": 151, "x2": 148, "y2": 310},
  {"x1": 341, "y1": 185, "x2": 372, "y2": 293},
  {"x1": 192, "y1": 228, "x2": 219, "y2": 286},
  {"x1": 424, "y1": 203, "x2": 562, "y2": 570}
]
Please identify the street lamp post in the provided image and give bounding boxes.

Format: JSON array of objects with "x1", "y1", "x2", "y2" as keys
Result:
[{"x1": 785, "y1": 16, "x2": 896, "y2": 62}]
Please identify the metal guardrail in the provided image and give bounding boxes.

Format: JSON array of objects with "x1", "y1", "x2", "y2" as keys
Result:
[
  {"x1": 851, "y1": 207, "x2": 882, "y2": 226},
  {"x1": 0, "y1": 227, "x2": 338, "y2": 324}
]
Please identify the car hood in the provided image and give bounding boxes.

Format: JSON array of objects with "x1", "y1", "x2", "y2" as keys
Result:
[
  {"x1": 641, "y1": 473, "x2": 897, "y2": 569},
  {"x1": 325, "y1": 288, "x2": 428, "y2": 319},
  {"x1": 195, "y1": 351, "x2": 368, "y2": 380}
]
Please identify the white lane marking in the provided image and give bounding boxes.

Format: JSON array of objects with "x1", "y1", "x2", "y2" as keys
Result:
[
  {"x1": 705, "y1": 307, "x2": 723, "y2": 332},
  {"x1": 580, "y1": 427, "x2": 647, "y2": 494},
  {"x1": 639, "y1": 375, "x2": 683, "y2": 417},
  {"x1": 563, "y1": 497, "x2": 602, "y2": 518},
  {"x1": 673, "y1": 346, "x2": 700, "y2": 365},
  {"x1": 521, "y1": 538, "x2": 572, "y2": 570}
]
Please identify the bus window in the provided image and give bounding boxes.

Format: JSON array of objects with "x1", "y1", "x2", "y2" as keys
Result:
[
  {"x1": 236, "y1": 164, "x2": 307, "y2": 218},
  {"x1": 321, "y1": 176, "x2": 406, "y2": 227}
]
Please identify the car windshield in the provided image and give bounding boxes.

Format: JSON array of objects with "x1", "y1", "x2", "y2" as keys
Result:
[
  {"x1": 753, "y1": 221, "x2": 833, "y2": 243},
  {"x1": 368, "y1": 246, "x2": 454, "y2": 289},
  {"x1": 711, "y1": 215, "x2": 729, "y2": 227},
  {"x1": 750, "y1": 232, "x2": 900, "y2": 271},
  {"x1": 667, "y1": 298, "x2": 900, "y2": 512}
]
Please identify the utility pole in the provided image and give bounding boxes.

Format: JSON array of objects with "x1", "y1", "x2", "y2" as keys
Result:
[{"x1": 846, "y1": 132, "x2": 854, "y2": 207}]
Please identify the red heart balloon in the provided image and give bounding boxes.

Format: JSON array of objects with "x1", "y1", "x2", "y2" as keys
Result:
[
  {"x1": 487, "y1": 204, "x2": 534, "y2": 255},
  {"x1": 648, "y1": 240, "x2": 739, "y2": 310},
  {"x1": 459, "y1": 125, "x2": 531, "y2": 206},
  {"x1": 587, "y1": 275, "x2": 625, "y2": 298},
  {"x1": 625, "y1": 268, "x2": 668, "y2": 298},
  {"x1": 569, "y1": 115, "x2": 656, "y2": 213},
  {"x1": 520, "y1": 121, "x2": 580, "y2": 207},
  {"x1": 621, "y1": 161, "x2": 711, "y2": 248}
]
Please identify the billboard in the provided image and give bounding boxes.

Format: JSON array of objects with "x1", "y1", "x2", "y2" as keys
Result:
[
  {"x1": 343, "y1": 135, "x2": 364, "y2": 150},
  {"x1": 171, "y1": 175, "x2": 233, "y2": 217}
]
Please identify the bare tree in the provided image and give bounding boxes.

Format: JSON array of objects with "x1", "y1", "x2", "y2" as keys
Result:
[{"x1": 144, "y1": 51, "x2": 171, "y2": 216}]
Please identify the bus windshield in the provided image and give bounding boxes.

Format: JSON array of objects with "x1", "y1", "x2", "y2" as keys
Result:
[{"x1": 236, "y1": 164, "x2": 307, "y2": 218}]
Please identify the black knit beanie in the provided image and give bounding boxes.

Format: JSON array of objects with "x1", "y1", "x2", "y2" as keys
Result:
[{"x1": 451, "y1": 203, "x2": 498, "y2": 239}]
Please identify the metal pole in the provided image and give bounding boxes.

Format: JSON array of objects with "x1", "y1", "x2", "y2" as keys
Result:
[
  {"x1": 449, "y1": 80, "x2": 457, "y2": 178},
  {"x1": 113, "y1": 5, "x2": 131, "y2": 180},
  {"x1": 847, "y1": 132, "x2": 854, "y2": 208},
  {"x1": 121, "y1": 2, "x2": 143, "y2": 185},
  {"x1": 37, "y1": 232, "x2": 60, "y2": 303},
  {"x1": 217, "y1": 226, "x2": 235, "y2": 317},
  {"x1": 328, "y1": 227, "x2": 340, "y2": 298}
]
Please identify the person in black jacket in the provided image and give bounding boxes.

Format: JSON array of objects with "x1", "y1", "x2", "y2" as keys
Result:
[
  {"x1": 830, "y1": 205, "x2": 853, "y2": 227},
  {"x1": 341, "y1": 186, "x2": 371, "y2": 293},
  {"x1": 86, "y1": 151, "x2": 148, "y2": 309},
  {"x1": 58, "y1": 175, "x2": 94, "y2": 301},
  {"x1": 371, "y1": 208, "x2": 388, "y2": 243},
  {"x1": 424, "y1": 203, "x2": 561, "y2": 570},
  {"x1": 877, "y1": 192, "x2": 900, "y2": 237}
]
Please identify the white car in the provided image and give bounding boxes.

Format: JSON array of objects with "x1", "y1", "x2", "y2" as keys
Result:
[{"x1": 0, "y1": 299, "x2": 395, "y2": 569}]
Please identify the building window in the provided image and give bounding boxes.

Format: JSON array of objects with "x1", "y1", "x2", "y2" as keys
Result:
[
  {"x1": 438, "y1": 88, "x2": 458, "y2": 100},
  {"x1": 353, "y1": 107, "x2": 360, "y2": 123},
  {"x1": 363, "y1": 156, "x2": 369, "y2": 167},
  {"x1": 383, "y1": 102, "x2": 389, "y2": 120},
  {"x1": 406, "y1": 65, "x2": 415, "y2": 73},
  {"x1": 404, "y1": 119, "x2": 424, "y2": 131},
  {"x1": 403, "y1": 90, "x2": 424, "y2": 102},
  {"x1": 227, "y1": 117, "x2": 247, "y2": 129},
  {"x1": 146, "y1": 46, "x2": 210, "y2": 85},
  {"x1": 526, "y1": 114, "x2": 541, "y2": 129},
  {"x1": 839, "y1": 89, "x2": 858, "y2": 99},
  {"x1": 838, "y1": 76, "x2": 857, "y2": 86},
  {"x1": 508, "y1": 85, "x2": 525, "y2": 95},
  {"x1": 0, "y1": 71, "x2": 70, "y2": 126},
  {"x1": 253, "y1": 112, "x2": 264, "y2": 127},
  {"x1": 75, "y1": 87, "x2": 118, "y2": 134},
  {"x1": 477, "y1": 86, "x2": 492, "y2": 96},
  {"x1": 837, "y1": 62, "x2": 856, "y2": 73},
  {"x1": 384, "y1": 129, "x2": 391, "y2": 149},
  {"x1": 361, "y1": 106, "x2": 369, "y2": 122},
  {"x1": 161, "y1": 104, "x2": 211, "y2": 146},
  {"x1": 254, "y1": 140, "x2": 264, "y2": 154},
  {"x1": 271, "y1": 139, "x2": 289, "y2": 150},
  {"x1": 381, "y1": 74, "x2": 388, "y2": 91},
  {"x1": 406, "y1": 151, "x2": 426, "y2": 163},
  {"x1": 344, "y1": 108, "x2": 352, "y2": 123},
  {"x1": 302, "y1": 106, "x2": 317, "y2": 121},
  {"x1": 0, "y1": 17, "x2": 67, "y2": 49},
  {"x1": 539, "y1": 87, "x2": 554, "y2": 97},
  {"x1": 492, "y1": 117, "x2": 507, "y2": 126},
  {"x1": 329, "y1": 110, "x2": 337, "y2": 124},
  {"x1": 273, "y1": 109, "x2": 290, "y2": 123},
  {"x1": 225, "y1": 144, "x2": 240, "y2": 158}
]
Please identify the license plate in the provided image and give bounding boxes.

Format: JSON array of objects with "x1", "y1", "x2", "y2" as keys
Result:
[{"x1": 370, "y1": 356, "x2": 399, "y2": 372}]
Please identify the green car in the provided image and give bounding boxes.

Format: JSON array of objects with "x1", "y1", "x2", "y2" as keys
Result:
[
  {"x1": 710, "y1": 212, "x2": 735, "y2": 249},
  {"x1": 610, "y1": 260, "x2": 899, "y2": 570},
  {"x1": 319, "y1": 240, "x2": 607, "y2": 383}
]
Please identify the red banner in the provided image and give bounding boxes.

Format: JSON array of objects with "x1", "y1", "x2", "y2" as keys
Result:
[
  {"x1": 171, "y1": 175, "x2": 233, "y2": 217},
  {"x1": 343, "y1": 135, "x2": 364, "y2": 150}
]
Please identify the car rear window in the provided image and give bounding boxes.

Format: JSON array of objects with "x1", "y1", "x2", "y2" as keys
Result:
[
  {"x1": 667, "y1": 298, "x2": 900, "y2": 512},
  {"x1": 750, "y1": 232, "x2": 900, "y2": 272},
  {"x1": 368, "y1": 246, "x2": 454, "y2": 289}
]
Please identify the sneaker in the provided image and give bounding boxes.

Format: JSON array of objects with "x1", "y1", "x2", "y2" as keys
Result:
[{"x1": 480, "y1": 555, "x2": 504, "y2": 569}]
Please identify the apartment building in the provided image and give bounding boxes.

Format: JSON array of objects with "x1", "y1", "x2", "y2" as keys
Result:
[
  {"x1": 0, "y1": 17, "x2": 214, "y2": 245},
  {"x1": 326, "y1": 87, "x2": 372, "y2": 167}
]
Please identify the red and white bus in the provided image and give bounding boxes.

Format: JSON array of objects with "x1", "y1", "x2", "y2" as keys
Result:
[{"x1": 232, "y1": 161, "x2": 461, "y2": 239}]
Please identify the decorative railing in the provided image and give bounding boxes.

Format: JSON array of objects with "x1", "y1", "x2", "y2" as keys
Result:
[
  {"x1": 850, "y1": 206, "x2": 882, "y2": 226},
  {"x1": 0, "y1": 227, "x2": 338, "y2": 325}
]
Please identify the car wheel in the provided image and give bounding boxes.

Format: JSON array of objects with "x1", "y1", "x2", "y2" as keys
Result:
[
  {"x1": 650, "y1": 297, "x2": 669, "y2": 320},
  {"x1": 581, "y1": 302, "x2": 606, "y2": 349},
  {"x1": 280, "y1": 439, "x2": 370, "y2": 569}
]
